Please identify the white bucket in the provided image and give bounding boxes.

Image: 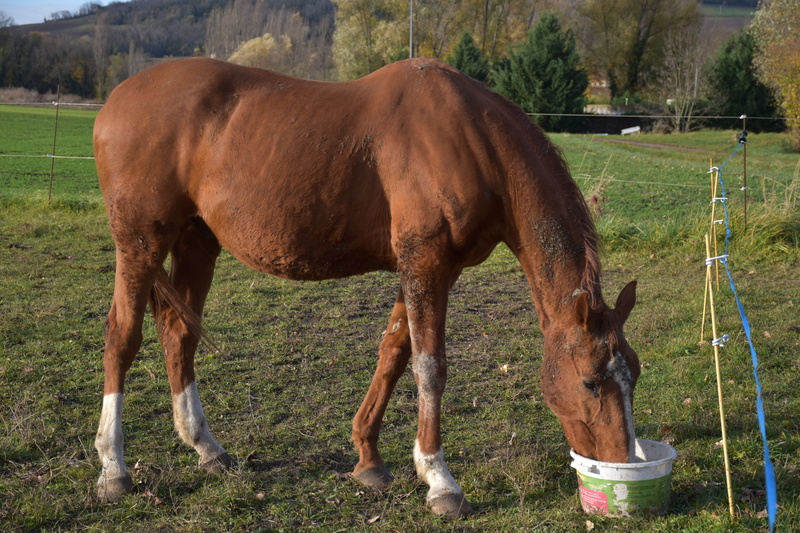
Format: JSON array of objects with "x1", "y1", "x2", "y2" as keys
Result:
[{"x1": 570, "y1": 439, "x2": 677, "y2": 517}]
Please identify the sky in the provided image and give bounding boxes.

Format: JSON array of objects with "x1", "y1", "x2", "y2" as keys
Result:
[{"x1": 0, "y1": 1, "x2": 90, "y2": 26}]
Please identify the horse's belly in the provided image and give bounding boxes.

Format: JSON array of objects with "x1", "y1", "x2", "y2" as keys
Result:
[
  {"x1": 232, "y1": 242, "x2": 396, "y2": 281},
  {"x1": 208, "y1": 211, "x2": 395, "y2": 281}
]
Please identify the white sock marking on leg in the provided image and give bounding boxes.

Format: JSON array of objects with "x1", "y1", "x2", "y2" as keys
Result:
[
  {"x1": 173, "y1": 381, "x2": 226, "y2": 464},
  {"x1": 95, "y1": 393, "x2": 128, "y2": 482},
  {"x1": 414, "y1": 440, "x2": 463, "y2": 502}
]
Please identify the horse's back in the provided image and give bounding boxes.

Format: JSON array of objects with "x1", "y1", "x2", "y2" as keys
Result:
[{"x1": 94, "y1": 58, "x2": 535, "y2": 278}]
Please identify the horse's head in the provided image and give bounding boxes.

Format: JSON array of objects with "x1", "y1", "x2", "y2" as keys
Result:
[{"x1": 540, "y1": 281, "x2": 639, "y2": 463}]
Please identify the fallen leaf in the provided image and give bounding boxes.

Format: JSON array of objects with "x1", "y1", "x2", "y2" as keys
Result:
[
  {"x1": 142, "y1": 490, "x2": 162, "y2": 504},
  {"x1": 367, "y1": 515, "x2": 381, "y2": 524}
]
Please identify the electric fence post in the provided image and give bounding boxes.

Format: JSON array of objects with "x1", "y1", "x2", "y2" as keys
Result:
[
  {"x1": 740, "y1": 115, "x2": 748, "y2": 232},
  {"x1": 47, "y1": 85, "x2": 61, "y2": 204}
]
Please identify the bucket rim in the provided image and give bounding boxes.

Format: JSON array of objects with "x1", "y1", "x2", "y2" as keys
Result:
[{"x1": 569, "y1": 438, "x2": 677, "y2": 470}]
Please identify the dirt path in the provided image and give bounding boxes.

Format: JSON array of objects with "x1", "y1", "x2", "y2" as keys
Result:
[{"x1": 592, "y1": 137, "x2": 722, "y2": 154}]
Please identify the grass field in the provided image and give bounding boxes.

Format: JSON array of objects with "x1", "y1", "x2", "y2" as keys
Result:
[{"x1": 1, "y1": 105, "x2": 799, "y2": 531}]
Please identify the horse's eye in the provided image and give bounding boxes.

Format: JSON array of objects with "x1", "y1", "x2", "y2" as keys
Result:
[{"x1": 583, "y1": 380, "x2": 599, "y2": 396}]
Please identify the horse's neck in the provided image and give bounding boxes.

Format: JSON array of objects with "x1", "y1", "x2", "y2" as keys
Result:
[
  {"x1": 508, "y1": 188, "x2": 598, "y2": 333},
  {"x1": 515, "y1": 245, "x2": 586, "y2": 332}
]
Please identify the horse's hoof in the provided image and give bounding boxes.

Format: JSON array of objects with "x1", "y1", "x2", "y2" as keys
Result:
[
  {"x1": 97, "y1": 475, "x2": 134, "y2": 502},
  {"x1": 428, "y1": 492, "x2": 474, "y2": 518},
  {"x1": 200, "y1": 452, "x2": 235, "y2": 473},
  {"x1": 352, "y1": 465, "x2": 394, "y2": 491}
]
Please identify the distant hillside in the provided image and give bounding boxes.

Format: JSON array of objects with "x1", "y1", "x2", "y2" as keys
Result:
[
  {"x1": 0, "y1": 0, "x2": 759, "y2": 101},
  {"x1": 0, "y1": 0, "x2": 336, "y2": 98},
  {"x1": 14, "y1": 0, "x2": 334, "y2": 58}
]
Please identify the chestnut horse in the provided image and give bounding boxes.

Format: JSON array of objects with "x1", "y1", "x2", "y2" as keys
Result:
[{"x1": 93, "y1": 57, "x2": 639, "y2": 517}]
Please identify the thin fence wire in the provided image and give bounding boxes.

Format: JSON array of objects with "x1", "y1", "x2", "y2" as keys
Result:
[
  {"x1": 529, "y1": 112, "x2": 799, "y2": 122},
  {"x1": 0, "y1": 101, "x2": 103, "y2": 108},
  {"x1": 5, "y1": 103, "x2": 770, "y2": 193},
  {"x1": 3, "y1": 99, "x2": 797, "y2": 117},
  {"x1": 0, "y1": 154, "x2": 96, "y2": 159},
  {"x1": 575, "y1": 174, "x2": 708, "y2": 189}
]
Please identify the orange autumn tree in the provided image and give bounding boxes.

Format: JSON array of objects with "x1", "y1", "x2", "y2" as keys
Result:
[{"x1": 751, "y1": 0, "x2": 800, "y2": 151}]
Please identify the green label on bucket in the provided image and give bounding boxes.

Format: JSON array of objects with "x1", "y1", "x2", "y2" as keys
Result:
[{"x1": 577, "y1": 472, "x2": 671, "y2": 517}]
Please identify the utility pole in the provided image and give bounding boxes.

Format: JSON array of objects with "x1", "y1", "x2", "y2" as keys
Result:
[{"x1": 409, "y1": 0, "x2": 413, "y2": 58}]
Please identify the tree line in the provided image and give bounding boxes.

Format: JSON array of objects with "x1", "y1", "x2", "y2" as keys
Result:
[
  {"x1": 0, "y1": 0, "x2": 796, "y2": 146},
  {"x1": 45, "y1": 2, "x2": 103, "y2": 23}
]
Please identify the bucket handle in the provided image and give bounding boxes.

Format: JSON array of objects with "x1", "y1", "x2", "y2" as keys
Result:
[{"x1": 570, "y1": 461, "x2": 600, "y2": 474}]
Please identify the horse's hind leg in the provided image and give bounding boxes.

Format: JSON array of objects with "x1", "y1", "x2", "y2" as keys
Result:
[
  {"x1": 153, "y1": 222, "x2": 232, "y2": 471},
  {"x1": 96, "y1": 240, "x2": 169, "y2": 501},
  {"x1": 352, "y1": 289, "x2": 412, "y2": 489}
]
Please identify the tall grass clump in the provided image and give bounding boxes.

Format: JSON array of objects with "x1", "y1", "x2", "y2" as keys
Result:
[
  {"x1": 722, "y1": 162, "x2": 800, "y2": 262},
  {"x1": 587, "y1": 152, "x2": 800, "y2": 264},
  {"x1": 594, "y1": 209, "x2": 708, "y2": 255},
  {"x1": 592, "y1": 198, "x2": 800, "y2": 264}
]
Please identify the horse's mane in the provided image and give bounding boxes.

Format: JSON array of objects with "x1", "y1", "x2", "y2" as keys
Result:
[{"x1": 545, "y1": 140, "x2": 603, "y2": 309}]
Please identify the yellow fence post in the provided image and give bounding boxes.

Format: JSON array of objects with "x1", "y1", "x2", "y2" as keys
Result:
[{"x1": 704, "y1": 233, "x2": 736, "y2": 519}]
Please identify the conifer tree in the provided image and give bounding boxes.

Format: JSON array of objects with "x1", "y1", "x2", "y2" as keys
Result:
[
  {"x1": 492, "y1": 13, "x2": 588, "y2": 132},
  {"x1": 708, "y1": 29, "x2": 780, "y2": 132},
  {"x1": 446, "y1": 32, "x2": 489, "y2": 82}
]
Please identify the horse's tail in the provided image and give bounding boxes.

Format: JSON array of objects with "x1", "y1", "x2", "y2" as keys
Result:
[{"x1": 149, "y1": 268, "x2": 221, "y2": 354}]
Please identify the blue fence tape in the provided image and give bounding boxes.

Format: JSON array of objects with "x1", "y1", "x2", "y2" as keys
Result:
[{"x1": 715, "y1": 142, "x2": 778, "y2": 532}]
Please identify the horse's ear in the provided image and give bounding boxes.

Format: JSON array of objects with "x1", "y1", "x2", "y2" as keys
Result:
[
  {"x1": 614, "y1": 281, "x2": 637, "y2": 324},
  {"x1": 574, "y1": 291, "x2": 600, "y2": 332}
]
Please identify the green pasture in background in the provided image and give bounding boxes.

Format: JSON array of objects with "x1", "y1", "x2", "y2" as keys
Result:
[
  {"x1": 0, "y1": 104, "x2": 100, "y2": 203},
  {"x1": 0, "y1": 103, "x2": 798, "y2": 531}
]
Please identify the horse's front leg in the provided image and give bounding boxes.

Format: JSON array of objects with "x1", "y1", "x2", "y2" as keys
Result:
[{"x1": 404, "y1": 267, "x2": 473, "y2": 518}]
